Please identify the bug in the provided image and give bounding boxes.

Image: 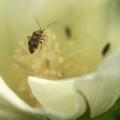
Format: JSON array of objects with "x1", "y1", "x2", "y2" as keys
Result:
[
  {"x1": 28, "y1": 16, "x2": 56, "y2": 54},
  {"x1": 102, "y1": 43, "x2": 111, "y2": 56}
]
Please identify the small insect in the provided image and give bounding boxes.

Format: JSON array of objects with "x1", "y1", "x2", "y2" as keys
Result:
[
  {"x1": 28, "y1": 16, "x2": 56, "y2": 54},
  {"x1": 65, "y1": 26, "x2": 72, "y2": 39},
  {"x1": 102, "y1": 43, "x2": 111, "y2": 56}
]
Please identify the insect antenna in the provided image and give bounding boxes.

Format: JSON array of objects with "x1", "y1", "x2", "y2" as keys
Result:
[
  {"x1": 46, "y1": 21, "x2": 57, "y2": 28},
  {"x1": 33, "y1": 16, "x2": 42, "y2": 30},
  {"x1": 43, "y1": 21, "x2": 57, "y2": 31}
]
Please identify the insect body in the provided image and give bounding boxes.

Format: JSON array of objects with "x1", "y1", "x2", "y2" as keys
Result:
[
  {"x1": 28, "y1": 16, "x2": 56, "y2": 54},
  {"x1": 28, "y1": 29, "x2": 45, "y2": 54}
]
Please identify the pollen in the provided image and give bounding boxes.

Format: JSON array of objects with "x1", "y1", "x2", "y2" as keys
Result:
[
  {"x1": 12, "y1": 29, "x2": 64, "y2": 106},
  {"x1": 13, "y1": 29, "x2": 64, "y2": 79},
  {"x1": 12, "y1": 28, "x2": 96, "y2": 107}
]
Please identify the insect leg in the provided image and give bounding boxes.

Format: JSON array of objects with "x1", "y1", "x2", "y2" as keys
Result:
[
  {"x1": 40, "y1": 37, "x2": 46, "y2": 45},
  {"x1": 28, "y1": 36, "x2": 32, "y2": 45},
  {"x1": 39, "y1": 40, "x2": 43, "y2": 49}
]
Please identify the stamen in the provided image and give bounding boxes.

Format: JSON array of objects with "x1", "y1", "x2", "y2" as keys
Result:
[{"x1": 12, "y1": 29, "x2": 64, "y2": 107}]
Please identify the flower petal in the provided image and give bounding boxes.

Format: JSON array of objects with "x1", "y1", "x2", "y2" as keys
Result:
[
  {"x1": 75, "y1": 50, "x2": 120, "y2": 118},
  {"x1": 0, "y1": 76, "x2": 46, "y2": 120},
  {"x1": 28, "y1": 76, "x2": 86, "y2": 119}
]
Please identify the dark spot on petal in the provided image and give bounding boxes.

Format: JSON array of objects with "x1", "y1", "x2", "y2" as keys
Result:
[
  {"x1": 102, "y1": 43, "x2": 111, "y2": 56},
  {"x1": 65, "y1": 26, "x2": 72, "y2": 39}
]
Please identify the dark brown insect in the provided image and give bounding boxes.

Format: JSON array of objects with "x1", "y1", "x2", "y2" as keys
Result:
[
  {"x1": 102, "y1": 43, "x2": 111, "y2": 56},
  {"x1": 28, "y1": 16, "x2": 56, "y2": 54}
]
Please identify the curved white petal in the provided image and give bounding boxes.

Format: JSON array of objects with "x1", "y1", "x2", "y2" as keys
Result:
[
  {"x1": 0, "y1": 76, "x2": 32, "y2": 112},
  {"x1": 75, "y1": 50, "x2": 120, "y2": 118},
  {"x1": 28, "y1": 76, "x2": 86, "y2": 119},
  {"x1": 0, "y1": 76, "x2": 47, "y2": 120}
]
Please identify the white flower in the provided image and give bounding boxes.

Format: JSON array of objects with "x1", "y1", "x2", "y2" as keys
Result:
[
  {"x1": 0, "y1": 0, "x2": 120, "y2": 120},
  {"x1": 28, "y1": 50, "x2": 120, "y2": 119},
  {"x1": 0, "y1": 76, "x2": 44, "y2": 120},
  {"x1": 0, "y1": 50, "x2": 120, "y2": 120}
]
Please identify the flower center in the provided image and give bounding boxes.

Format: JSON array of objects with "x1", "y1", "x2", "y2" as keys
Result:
[{"x1": 12, "y1": 28, "x2": 110, "y2": 107}]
